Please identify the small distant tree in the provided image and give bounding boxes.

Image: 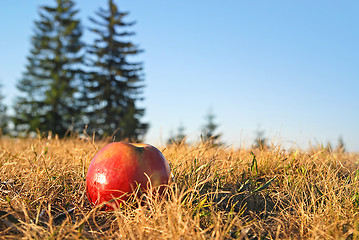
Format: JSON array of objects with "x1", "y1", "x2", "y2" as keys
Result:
[
  {"x1": 336, "y1": 136, "x2": 346, "y2": 152},
  {"x1": 253, "y1": 126, "x2": 268, "y2": 150},
  {"x1": 168, "y1": 122, "x2": 186, "y2": 145},
  {"x1": 0, "y1": 84, "x2": 8, "y2": 135},
  {"x1": 325, "y1": 142, "x2": 333, "y2": 152},
  {"x1": 201, "y1": 109, "x2": 221, "y2": 145}
]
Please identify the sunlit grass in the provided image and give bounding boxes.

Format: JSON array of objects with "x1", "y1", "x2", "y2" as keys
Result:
[{"x1": 0, "y1": 137, "x2": 358, "y2": 239}]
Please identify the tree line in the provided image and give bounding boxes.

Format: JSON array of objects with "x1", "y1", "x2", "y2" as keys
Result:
[
  {"x1": 0, "y1": 0, "x2": 147, "y2": 141},
  {"x1": 168, "y1": 109, "x2": 223, "y2": 146},
  {"x1": 0, "y1": 0, "x2": 348, "y2": 151},
  {"x1": 0, "y1": 0, "x2": 226, "y2": 145}
]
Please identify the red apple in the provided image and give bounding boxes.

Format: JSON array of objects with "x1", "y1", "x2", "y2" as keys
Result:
[{"x1": 86, "y1": 142, "x2": 171, "y2": 209}]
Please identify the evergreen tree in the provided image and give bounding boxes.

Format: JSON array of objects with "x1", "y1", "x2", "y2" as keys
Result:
[
  {"x1": 0, "y1": 84, "x2": 8, "y2": 135},
  {"x1": 13, "y1": 0, "x2": 84, "y2": 136},
  {"x1": 85, "y1": 0, "x2": 148, "y2": 140},
  {"x1": 253, "y1": 125, "x2": 268, "y2": 150},
  {"x1": 168, "y1": 122, "x2": 186, "y2": 145},
  {"x1": 201, "y1": 109, "x2": 221, "y2": 145},
  {"x1": 336, "y1": 136, "x2": 346, "y2": 152}
]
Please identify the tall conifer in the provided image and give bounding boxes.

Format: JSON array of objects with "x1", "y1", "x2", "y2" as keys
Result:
[
  {"x1": 85, "y1": 0, "x2": 148, "y2": 140},
  {"x1": 13, "y1": 0, "x2": 84, "y2": 136},
  {"x1": 0, "y1": 84, "x2": 8, "y2": 135},
  {"x1": 201, "y1": 109, "x2": 222, "y2": 145}
]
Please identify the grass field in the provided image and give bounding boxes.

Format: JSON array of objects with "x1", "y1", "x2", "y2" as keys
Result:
[{"x1": 0, "y1": 136, "x2": 358, "y2": 239}]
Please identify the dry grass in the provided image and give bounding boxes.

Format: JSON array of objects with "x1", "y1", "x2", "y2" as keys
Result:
[{"x1": 0, "y1": 137, "x2": 359, "y2": 239}]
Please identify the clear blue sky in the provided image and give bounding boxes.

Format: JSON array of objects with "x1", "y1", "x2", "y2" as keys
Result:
[{"x1": 0, "y1": 0, "x2": 358, "y2": 151}]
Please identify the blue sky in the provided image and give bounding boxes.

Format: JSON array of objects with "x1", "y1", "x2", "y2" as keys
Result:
[{"x1": 0, "y1": 1, "x2": 358, "y2": 151}]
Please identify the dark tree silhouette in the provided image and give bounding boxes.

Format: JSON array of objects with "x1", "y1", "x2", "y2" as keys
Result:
[
  {"x1": 168, "y1": 122, "x2": 186, "y2": 145},
  {"x1": 84, "y1": 0, "x2": 148, "y2": 141},
  {"x1": 253, "y1": 125, "x2": 269, "y2": 150},
  {"x1": 13, "y1": 0, "x2": 84, "y2": 136},
  {"x1": 201, "y1": 109, "x2": 221, "y2": 145},
  {"x1": 0, "y1": 83, "x2": 8, "y2": 135},
  {"x1": 336, "y1": 136, "x2": 346, "y2": 152}
]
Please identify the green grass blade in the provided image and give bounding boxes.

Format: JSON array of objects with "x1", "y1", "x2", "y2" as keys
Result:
[{"x1": 253, "y1": 176, "x2": 277, "y2": 193}]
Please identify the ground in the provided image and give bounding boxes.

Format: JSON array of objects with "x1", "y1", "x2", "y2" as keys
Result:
[{"x1": 0, "y1": 137, "x2": 358, "y2": 239}]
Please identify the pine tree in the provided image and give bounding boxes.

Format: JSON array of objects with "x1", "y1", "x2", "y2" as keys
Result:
[
  {"x1": 0, "y1": 84, "x2": 8, "y2": 135},
  {"x1": 336, "y1": 136, "x2": 346, "y2": 152},
  {"x1": 201, "y1": 109, "x2": 221, "y2": 145},
  {"x1": 13, "y1": 0, "x2": 84, "y2": 137},
  {"x1": 168, "y1": 122, "x2": 186, "y2": 145},
  {"x1": 253, "y1": 125, "x2": 268, "y2": 150},
  {"x1": 85, "y1": 0, "x2": 148, "y2": 141}
]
